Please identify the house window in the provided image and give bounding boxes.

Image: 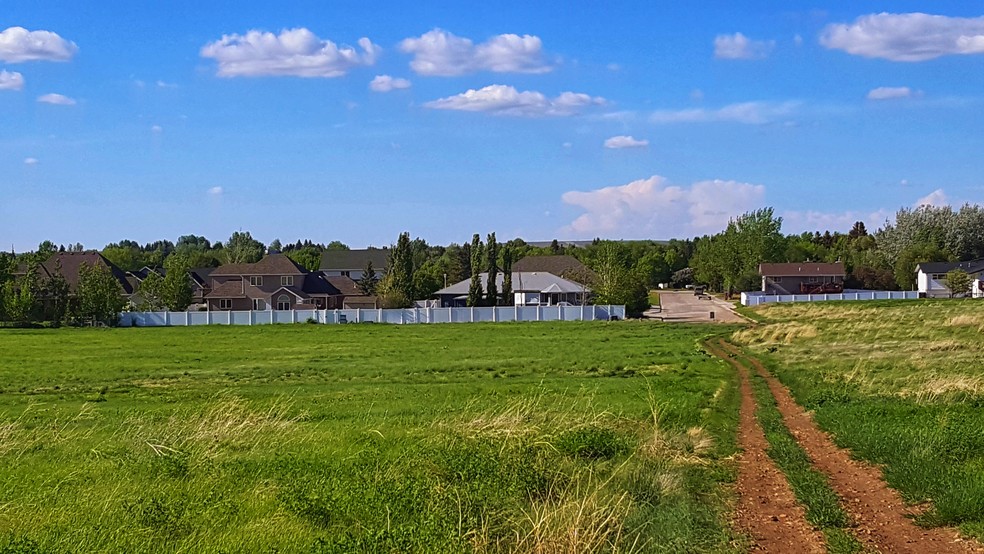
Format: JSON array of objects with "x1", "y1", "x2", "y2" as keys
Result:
[
  {"x1": 249, "y1": 276, "x2": 262, "y2": 286},
  {"x1": 772, "y1": 276, "x2": 782, "y2": 283},
  {"x1": 277, "y1": 295, "x2": 291, "y2": 311},
  {"x1": 341, "y1": 271, "x2": 350, "y2": 277},
  {"x1": 808, "y1": 276, "x2": 820, "y2": 283},
  {"x1": 219, "y1": 299, "x2": 232, "y2": 310},
  {"x1": 932, "y1": 274, "x2": 946, "y2": 280},
  {"x1": 281, "y1": 275, "x2": 294, "y2": 286},
  {"x1": 252, "y1": 298, "x2": 265, "y2": 310}
]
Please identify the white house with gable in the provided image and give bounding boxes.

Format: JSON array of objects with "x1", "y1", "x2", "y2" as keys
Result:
[{"x1": 915, "y1": 259, "x2": 984, "y2": 298}]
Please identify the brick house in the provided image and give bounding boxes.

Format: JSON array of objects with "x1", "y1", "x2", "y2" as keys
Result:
[{"x1": 206, "y1": 253, "x2": 359, "y2": 311}]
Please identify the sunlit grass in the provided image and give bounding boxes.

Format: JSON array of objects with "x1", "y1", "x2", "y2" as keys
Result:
[
  {"x1": 0, "y1": 322, "x2": 741, "y2": 552},
  {"x1": 736, "y1": 299, "x2": 984, "y2": 540}
]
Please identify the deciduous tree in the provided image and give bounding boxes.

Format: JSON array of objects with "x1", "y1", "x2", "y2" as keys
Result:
[
  {"x1": 467, "y1": 234, "x2": 484, "y2": 307},
  {"x1": 485, "y1": 232, "x2": 498, "y2": 306},
  {"x1": 945, "y1": 269, "x2": 972, "y2": 298},
  {"x1": 76, "y1": 263, "x2": 126, "y2": 326}
]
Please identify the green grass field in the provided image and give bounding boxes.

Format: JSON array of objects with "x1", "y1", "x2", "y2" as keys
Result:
[
  {"x1": 0, "y1": 321, "x2": 741, "y2": 553},
  {"x1": 735, "y1": 300, "x2": 984, "y2": 540}
]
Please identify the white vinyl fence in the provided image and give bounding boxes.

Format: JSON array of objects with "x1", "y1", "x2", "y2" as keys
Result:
[
  {"x1": 119, "y1": 305, "x2": 626, "y2": 327},
  {"x1": 741, "y1": 290, "x2": 920, "y2": 307}
]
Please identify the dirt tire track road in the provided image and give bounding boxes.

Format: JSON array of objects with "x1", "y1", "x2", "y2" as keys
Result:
[
  {"x1": 719, "y1": 340, "x2": 983, "y2": 554},
  {"x1": 705, "y1": 340, "x2": 826, "y2": 553}
]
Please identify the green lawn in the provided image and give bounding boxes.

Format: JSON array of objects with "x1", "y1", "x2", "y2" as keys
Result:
[
  {"x1": 735, "y1": 300, "x2": 984, "y2": 540},
  {"x1": 0, "y1": 321, "x2": 741, "y2": 553}
]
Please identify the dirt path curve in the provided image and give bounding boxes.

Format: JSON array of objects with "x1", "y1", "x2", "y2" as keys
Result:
[
  {"x1": 704, "y1": 340, "x2": 826, "y2": 553},
  {"x1": 719, "y1": 340, "x2": 984, "y2": 554}
]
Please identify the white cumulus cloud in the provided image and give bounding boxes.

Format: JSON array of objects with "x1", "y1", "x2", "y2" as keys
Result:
[
  {"x1": 0, "y1": 69, "x2": 24, "y2": 90},
  {"x1": 781, "y1": 208, "x2": 890, "y2": 234},
  {"x1": 561, "y1": 175, "x2": 765, "y2": 237},
  {"x1": 200, "y1": 28, "x2": 380, "y2": 77},
  {"x1": 208, "y1": 186, "x2": 224, "y2": 196},
  {"x1": 425, "y1": 85, "x2": 604, "y2": 117},
  {"x1": 651, "y1": 101, "x2": 798, "y2": 124},
  {"x1": 867, "y1": 86, "x2": 914, "y2": 100},
  {"x1": 37, "y1": 93, "x2": 76, "y2": 105},
  {"x1": 821, "y1": 13, "x2": 984, "y2": 62},
  {"x1": 0, "y1": 26, "x2": 77, "y2": 63},
  {"x1": 604, "y1": 135, "x2": 649, "y2": 149},
  {"x1": 915, "y1": 188, "x2": 948, "y2": 207},
  {"x1": 399, "y1": 28, "x2": 552, "y2": 76},
  {"x1": 369, "y1": 74, "x2": 411, "y2": 92},
  {"x1": 714, "y1": 32, "x2": 775, "y2": 59},
  {"x1": 23, "y1": 157, "x2": 38, "y2": 166}
]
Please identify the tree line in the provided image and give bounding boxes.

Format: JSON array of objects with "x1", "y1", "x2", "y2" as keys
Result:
[{"x1": 5, "y1": 202, "x2": 983, "y2": 326}]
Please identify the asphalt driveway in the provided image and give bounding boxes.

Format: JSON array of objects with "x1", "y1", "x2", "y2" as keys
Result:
[{"x1": 652, "y1": 291, "x2": 744, "y2": 323}]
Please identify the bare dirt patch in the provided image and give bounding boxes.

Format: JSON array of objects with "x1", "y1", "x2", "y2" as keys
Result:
[
  {"x1": 705, "y1": 340, "x2": 826, "y2": 553},
  {"x1": 720, "y1": 341, "x2": 984, "y2": 554}
]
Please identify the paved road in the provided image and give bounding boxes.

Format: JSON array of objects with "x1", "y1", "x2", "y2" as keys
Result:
[{"x1": 651, "y1": 291, "x2": 744, "y2": 323}]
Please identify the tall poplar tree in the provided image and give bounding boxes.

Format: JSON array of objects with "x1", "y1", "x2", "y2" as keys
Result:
[
  {"x1": 467, "y1": 234, "x2": 484, "y2": 307},
  {"x1": 485, "y1": 232, "x2": 499, "y2": 306},
  {"x1": 501, "y1": 244, "x2": 514, "y2": 306}
]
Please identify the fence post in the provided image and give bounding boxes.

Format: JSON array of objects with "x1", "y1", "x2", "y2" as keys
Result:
[
  {"x1": 470, "y1": 306, "x2": 474, "y2": 323},
  {"x1": 536, "y1": 305, "x2": 541, "y2": 321}
]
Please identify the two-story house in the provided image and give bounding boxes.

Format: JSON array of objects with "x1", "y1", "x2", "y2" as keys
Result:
[
  {"x1": 915, "y1": 259, "x2": 984, "y2": 298},
  {"x1": 206, "y1": 253, "x2": 359, "y2": 311}
]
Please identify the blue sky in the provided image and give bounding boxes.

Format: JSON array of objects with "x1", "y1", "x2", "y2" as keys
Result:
[{"x1": 2, "y1": 2, "x2": 984, "y2": 251}]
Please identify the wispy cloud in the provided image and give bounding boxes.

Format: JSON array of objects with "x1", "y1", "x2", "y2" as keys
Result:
[
  {"x1": 425, "y1": 85, "x2": 604, "y2": 117},
  {"x1": 0, "y1": 26, "x2": 77, "y2": 63},
  {"x1": 23, "y1": 157, "x2": 38, "y2": 166},
  {"x1": 0, "y1": 69, "x2": 24, "y2": 90},
  {"x1": 208, "y1": 186, "x2": 223, "y2": 196},
  {"x1": 200, "y1": 28, "x2": 380, "y2": 77},
  {"x1": 821, "y1": 13, "x2": 984, "y2": 62},
  {"x1": 37, "y1": 93, "x2": 76, "y2": 105},
  {"x1": 369, "y1": 74, "x2": 411, "y2": 92},
  {"x1": 650, "y1": 101, "x2": 799, "y2": 124},
  {"x1": 866, "y1": 86, "x2": 916, "y2": 100},
  {"x1": 399, "y1": 28, "x2": 552, "y2": 76},
  {"x1": 561, "y1": 175, "x2": 765, "y2": 237},
  {"x1": 604, "y1": 135, "x2": 649, "y2": 149},
  {"x1": 714, "y1": 32, "x2": 775, "y2": 59}
]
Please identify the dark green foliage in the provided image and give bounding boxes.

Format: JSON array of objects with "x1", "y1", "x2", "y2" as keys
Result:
[
  {"x1": 357, "y1": 261, "x2": 378, "y2": 296},
  {"x1": 556, "y1": 426, "x2": 632, "y2": 460},
  {"x1": 485, "y1": 232, "x2": 498, "y2": 306},
  {"x1": 222, "y1": 231, "x2": 264, "y2": 264},
  {"x1": 467, "y1": 234, "x2": 483, "y2": 307},
  {"x1": 501, "y1": 245, "x2": 514, "y2": 305},
  {"x1": 0, "y1": 535, "x2": 42, "y2": 554},
  {"x1": 76, "y1": 262, "x2": 126, "y2": 325}
]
